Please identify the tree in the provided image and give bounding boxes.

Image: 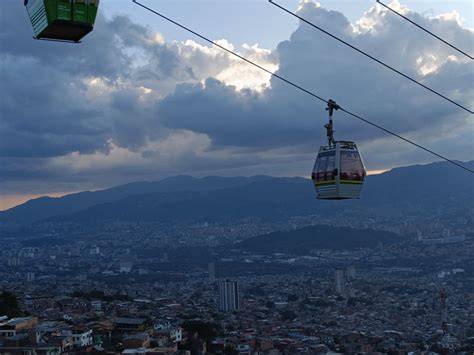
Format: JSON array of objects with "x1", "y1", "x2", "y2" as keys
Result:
[
  {"x1": 223, "y1": 345, "x2": 238, "y2": 355},
  {"x1": 181, "y1": 320, "x2": 218, "y2": 346},
  {"x1": 280, "y1": 310, "x2": 297, "y2": 321},
  {"x1": 0, "y1": 291, "x2": 29, "y2": 318},
  {"x1": 265, "y1": 301, "x2": 275, "y2": 309},
  {"x1": 287, "y1": 294, "x2": 299, "y2": 302}
]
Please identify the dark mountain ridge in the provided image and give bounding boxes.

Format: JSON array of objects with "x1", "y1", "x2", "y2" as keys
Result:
[
  {"x1": 1, "y1": 160, "x2": 472, "y2": 231},
  {"x1": 50, "y1": 177, "x2": 312, "y2": 224},
  {"x1": 0, "y1": 175, "x2": 271, "y2": 227}
]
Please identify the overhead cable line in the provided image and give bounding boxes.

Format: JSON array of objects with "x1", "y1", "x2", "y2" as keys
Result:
[
  {"x1": 376, "y1": 0, "x2": 473, "y2": 60},
  {"x1": 268, "y1": 0, "x2": 473, "y2": 115},
  {"x1": 132, "y1": 0, "x2": 473, "y2": 174}
]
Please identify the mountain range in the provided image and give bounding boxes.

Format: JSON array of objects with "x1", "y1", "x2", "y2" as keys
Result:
[{"x1": 1, "y1": 160, "x2": 472, "y2": 232}]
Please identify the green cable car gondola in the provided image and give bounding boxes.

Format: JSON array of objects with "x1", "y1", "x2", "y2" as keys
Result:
[{"x1": 24, "y1": 0, "x2": 99, "y2": 42}]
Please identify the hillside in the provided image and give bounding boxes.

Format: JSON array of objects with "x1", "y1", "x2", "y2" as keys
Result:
[{"x1": 236, "y1": 224, "x2": 404, "y2": 254}]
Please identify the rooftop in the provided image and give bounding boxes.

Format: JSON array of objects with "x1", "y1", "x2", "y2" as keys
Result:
[
  {"x1": 0, "y1": 317, "x2": 36, "y2": 327},
  {"x1": 115, "y1": 318, "x2": 147, "y2": 325}
]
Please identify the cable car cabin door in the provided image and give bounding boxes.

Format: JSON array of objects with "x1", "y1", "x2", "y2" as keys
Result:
[
  {"x1": 338, "y1": 143, "x2": 365, "y2": 199},
  {"x1": 312, "y1": 146, "x2": 338, "y2": 199}
]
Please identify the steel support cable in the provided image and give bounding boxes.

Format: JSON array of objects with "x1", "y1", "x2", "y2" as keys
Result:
[
  {"x1": 376, "y1": 0, "x2": 473, "y2": 60},
  {"x1": 268, "y1": 0, "x2": 473, "y2": 115},
  {"x1": 132, "y1": 0, "x2": 474, "y2": 174}
]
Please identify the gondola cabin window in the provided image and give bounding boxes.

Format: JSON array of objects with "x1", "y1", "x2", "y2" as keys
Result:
[
  {"x1": 340, "y1": 151, "x2": 364, "y2": 181},
  {"x1": 315, "y1": 152, "x2": 336, "y2": 182}
]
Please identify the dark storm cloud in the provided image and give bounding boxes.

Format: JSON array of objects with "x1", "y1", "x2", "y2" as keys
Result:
[
  {"x1": 0, "y1": 3, "x2": 136, "y2": 78},
  {"x1": 0, "y1": 60, "x2": 110, "y2": 157},
  {"x1": 0, "y1": 1, "x2": 232, "y2": 161},
  {"x1": 159, "y1": 78, "x2": 315, "y2": 148},
  {"x1": 0, "y1": 1, "x2": 164, "y2": 158}
]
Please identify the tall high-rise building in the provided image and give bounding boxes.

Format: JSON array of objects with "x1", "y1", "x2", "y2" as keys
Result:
[
  {"x1": 335, "y1": 267, "x2": 356, "y2": 297},
  {"x1": 26, "y1": 272, "x2": 35, "y2": 282},
  {"x1": 218, "y1": 279, "x2": 239, "y2": 311},
  {"x1": 335, "y1": 270, "x2": 346, "y2": 296},
  {"x1": 346, "y1": 266, "x2": 356, "y2": 281},
  {"x1": 416, "y1": 230, "x2": 423, "y2": 242},
  {"x1": 7, "y1": 257, "x2": 21, "y2": 267},
  {"x1": 208, "y1": 262, "x2": 216, "y2": 283},
  {"x1": 440, "y1": 289, "x2": 448, "y2": 334}
]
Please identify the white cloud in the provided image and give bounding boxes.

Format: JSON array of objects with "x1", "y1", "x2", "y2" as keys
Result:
[
  {"x1": 431, "y1": 11, "x2": 463, "y2": 26},
  {"x1": 216, "y1": 43, "x2": 278, "y2": 92},
  {"x1": 297, "y1": 0, "x2": 320, "y2": 13}
]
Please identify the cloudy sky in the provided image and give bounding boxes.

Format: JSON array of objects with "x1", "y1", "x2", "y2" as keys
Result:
[{"x1": 0, "y1": 0, "x2": 473, "y2": 210}]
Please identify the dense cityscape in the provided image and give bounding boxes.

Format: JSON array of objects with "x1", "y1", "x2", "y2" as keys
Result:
[{"x1": 1, "y1": 212, "x2": 473, "y2": 354}]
